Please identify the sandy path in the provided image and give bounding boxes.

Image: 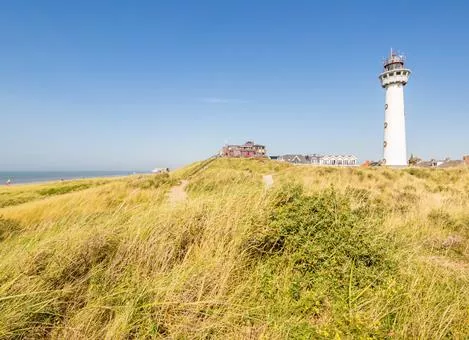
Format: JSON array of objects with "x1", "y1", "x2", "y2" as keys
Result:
[
  {"x1": 169, "y1": 180, "x2": 189, "y2": 204},
  {"x1": 262, "y1": 175, "x2": 274, "y2": 188}
]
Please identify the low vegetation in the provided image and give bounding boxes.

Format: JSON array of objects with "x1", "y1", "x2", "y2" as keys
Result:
[
  {"x1": 0, "y1": 178, "x2": 114, "y2": 208},
  {"x1": 0, "y1": 159, "x2": 468, "y2": 338}
]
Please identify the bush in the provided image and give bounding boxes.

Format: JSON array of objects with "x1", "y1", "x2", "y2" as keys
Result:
[
  {"x1": 263, "y1": 184, "x2": 393, "y2": 279},
  {"x1": 245, "y1": 183, "x2": 398, "y2": 336},
  {"x1": 38, "y1": 183, "x2": 92, "y2": 196}
]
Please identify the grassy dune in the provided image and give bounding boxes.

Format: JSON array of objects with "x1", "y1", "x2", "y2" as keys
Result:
[{"x1": 0, "y1": 159, "x2": 468, "y2": 339}]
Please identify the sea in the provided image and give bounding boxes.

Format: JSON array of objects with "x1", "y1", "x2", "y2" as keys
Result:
[{"x1": 0, "y1": 171, "x2": 148, "y2": 185}]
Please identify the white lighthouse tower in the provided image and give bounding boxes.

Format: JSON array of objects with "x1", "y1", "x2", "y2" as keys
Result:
[{"x1": 379, "y1": 50, "x2": 411, "y2": 166}]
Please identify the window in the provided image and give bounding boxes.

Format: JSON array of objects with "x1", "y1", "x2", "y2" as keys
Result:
[
  {"x1": 385, "y1": 104, "x2": 388, "y2": 110},
  {"x1": 384, "y1": 122, "x2": 388, "y2": 129},
  {"x1": 384, "y1": 141, "x2": 387, "y2": 148}
]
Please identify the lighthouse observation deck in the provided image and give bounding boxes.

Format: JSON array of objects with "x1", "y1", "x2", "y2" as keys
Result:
[{"x1": 379, "y1": 53, "x2": 411, "y2": 88}]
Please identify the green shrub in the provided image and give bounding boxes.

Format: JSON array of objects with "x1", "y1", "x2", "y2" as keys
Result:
[
  {"x1": 263, "y1": 184, "x2": 394, "y2": 279},
  {"x1": 38, "y1": 183, "x2": 92, "y2": 196},
  {"x1": 0, "y1": 197, "x2": 32, "y2": 208},
  {"x1": 246, "y1": 183, "x2": 398, "y2": 336}
]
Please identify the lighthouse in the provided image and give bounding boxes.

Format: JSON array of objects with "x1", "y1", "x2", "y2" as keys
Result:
[{"x1": 379, "y1": 50, "x2": 411, "y2": 167}]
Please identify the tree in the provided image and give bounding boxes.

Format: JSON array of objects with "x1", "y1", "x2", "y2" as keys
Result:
[{"x1": 408, "y1": 153, "x2": 421, "y2": 166}]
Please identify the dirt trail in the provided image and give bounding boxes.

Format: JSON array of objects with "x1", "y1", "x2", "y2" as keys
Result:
[
  {"x1": 169, "y1": 180, "x2": 189, "y2": 204},
  {"x1": 167, "y1": 157, "x2": 217, "y2": 205},
  {"x1": 262, "y1": 175, "x2": 274, "y2": 188}
]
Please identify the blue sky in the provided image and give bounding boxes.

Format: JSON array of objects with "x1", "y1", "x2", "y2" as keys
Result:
[{"x1": 1, "y1": 0, "x2": 468, "y2": 170}]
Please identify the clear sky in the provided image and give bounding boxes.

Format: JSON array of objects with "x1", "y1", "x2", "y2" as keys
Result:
[{"x1": 1, "y1": 0, "x2": 468, "y2": 171}]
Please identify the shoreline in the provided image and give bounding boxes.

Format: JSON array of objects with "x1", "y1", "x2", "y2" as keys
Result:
[{"x1": 0, "y1": 171, "x2": 150, "y2": 187}]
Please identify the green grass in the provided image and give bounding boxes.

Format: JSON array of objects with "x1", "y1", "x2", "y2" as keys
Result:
[{"x1": 0, "y1": 159, "x2": 468, "y2": 338}]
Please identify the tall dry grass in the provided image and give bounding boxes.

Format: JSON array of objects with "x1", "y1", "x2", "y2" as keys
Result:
[{"x1": 0, "y1": 159, "x2": 468, "y2": 338}]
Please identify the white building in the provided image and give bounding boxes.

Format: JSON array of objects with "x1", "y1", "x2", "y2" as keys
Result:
[
  {"x1": 379, "y1": 50, "x2": 411, "y2": 167},
  {"x1": 273, "y1": 154, "x2": 358, "y2": 166},
  {"x1": 152, "y1": 168, "x2": 169, "y2": 174},
  {"x1": 320, "y1": 155, "x2": 358, "y2": 166}
]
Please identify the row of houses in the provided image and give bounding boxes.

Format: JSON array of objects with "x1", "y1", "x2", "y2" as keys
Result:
[
  {"x1": 218, "y1": 142, "x2": 469, "y2": 168},
  {"x1": 271, "y1": 154, "x2": 358, "y2": 166},
  {"x1": 219, "y1": 141, "x2": 469, "y2": 168},
  {"x1": 413, "y1": 155, "x2": 469, "y2": 168},
  {"x1": 219, "y1": 141, "x2": 358, "y2": 166}
]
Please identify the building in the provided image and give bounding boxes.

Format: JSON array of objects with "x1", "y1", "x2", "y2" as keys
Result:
[
  {"x1": 379, "y1": 50, "x2": 411, "y2": 167},
  {"x1": 272, "y1": 154, "x2": 358, "y2": 166},
  {"x1": 415, "y1": 156, "x2": 466, "y2": 168},
  {"x1": 274, "y1": 154, "x2": 323, "y2": 165},
  {"x1": 320, "y1": 155, "x2": 358, "y2": 166},
  {"x1": 439, "y1": 159, "x2": 465, "y2": 168},
  {"x1": 220, "y1": 141, "x2": 267, "y2": 158},
  {"x1": 362, "y1": 160, "x2": 382, "y2": 167},
  {"x1": 152, "y1": 167, "x2": 170, "y2": 173},
  {"x1": 276, "y1": 154, "x2": 308, "y2": 164}
]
